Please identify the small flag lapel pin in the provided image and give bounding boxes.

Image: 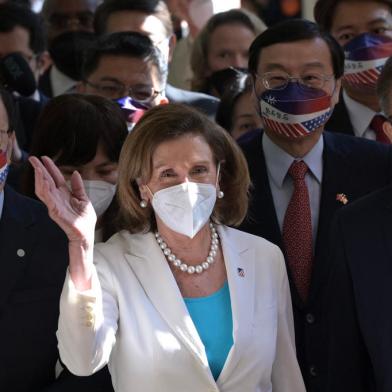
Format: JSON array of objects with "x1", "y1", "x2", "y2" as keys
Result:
[
  {"x1": 237, "y1": 267, "x2": 245, "y2": 277},
  {"x1": 336, "y1": 193, "x2": 348, "y2": 205}
]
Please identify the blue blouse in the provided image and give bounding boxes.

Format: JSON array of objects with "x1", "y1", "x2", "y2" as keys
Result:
[{"x1": 184, "y1": 281, "x2": 233, "y2": 380}]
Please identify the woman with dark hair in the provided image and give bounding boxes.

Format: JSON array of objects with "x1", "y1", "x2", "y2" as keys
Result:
[
  {"x1": 215, "y1": 73, "x2": 262, "y2": 140},
  {"x1": 22, "y1": 93, "x2": 128, "y2": 242}
]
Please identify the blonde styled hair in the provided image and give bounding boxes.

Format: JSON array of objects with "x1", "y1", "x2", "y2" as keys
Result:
[
  {"x1": 117, "y1": 103, "x2": 250, "y2": 233},
  {"x1": 191, "y1": 9, "x2": 266, "y2": 93}
]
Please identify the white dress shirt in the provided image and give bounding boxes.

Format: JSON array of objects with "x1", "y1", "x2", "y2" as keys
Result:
[
  {"x1": 262, "y1": 132, "x2": 323, "y2": 247},
  {"x1": 50, "y1": 65, "x2": 77, "y2": 97},
  {"x1": 343, "y1": 91, "x2": 379, "y2": 140},
  {"x1": 58, "y1": 225, "x2": 306, "y2": 392}
]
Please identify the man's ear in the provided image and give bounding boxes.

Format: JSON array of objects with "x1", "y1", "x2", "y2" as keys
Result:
[
  {"x1": 36, "y1": 51, "x2": 52, "y2": 76},
  {"x1": 331, "y1": 78, "x2": 342, "y2": 107},
  {"x1": 382, "y1": 120, "x2": 392, "y2": 143},
  {"x1": 76, "y1": 81, "x2": 87, "y2": 93},
  {"x1": 168, "y1": 33, "x2": 177, "y2": 63}
]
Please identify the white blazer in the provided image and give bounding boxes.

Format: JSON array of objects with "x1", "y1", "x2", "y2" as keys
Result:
[{"x1": 58, "y1": 225, "x2": 305, "y2": 392}]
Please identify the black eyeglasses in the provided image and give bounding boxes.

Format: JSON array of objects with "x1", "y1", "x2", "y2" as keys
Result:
[
  {"x1": 84, "y1": 80, "x2": 163, "y2": 103},
  {"x1": 256, "y1": 71, "x2": 334, "y2": 91}
]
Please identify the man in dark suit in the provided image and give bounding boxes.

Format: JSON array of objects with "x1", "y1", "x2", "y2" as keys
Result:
[
  {"x1": 92, "y1": 0, "x2": 219, "y2": 118},
  {"x1": 239, "y1": 19, "x2": 392, "y2": 392},
  {"x1": 325, "y1": 185, "x2": 392, "y2": 392},
  {"x1": 314, "y1": 0, "x2": 392, "y2": 140},
  {"x1": 326, "y1": 51, "x2": 392, "y2": 392},
  {"x1": 0, "y1": 88, "x2": 68, "y2": 391},
  {"x1": 0, "y1": 89, "x2": 114, "y2": 391}
]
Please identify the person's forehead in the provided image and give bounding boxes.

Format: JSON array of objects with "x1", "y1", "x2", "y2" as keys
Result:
[
  {"x1": 47, "y1": 0, "x2": 97, "y2": 14},
  {"x1": 0, "y1": 26, "x2": 32, "y2": 54},
  {"x1": 91, "y1": 55, "x2": 157, "y2": 83},
  {"x1": 152, "y1": 135, "x2": 214, "y2": 166},
  {"x1": 331, "y1": 1, "x2": 392, "y2": 29},
  {"x1": 257, "y1": 38, "x2": 333, "y2": 70},
  {"x1": 106, "y1": 11, "x2": 167, "y2": 41}
]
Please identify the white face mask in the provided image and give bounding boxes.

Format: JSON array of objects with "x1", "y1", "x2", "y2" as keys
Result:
[
  {"x1": 149, "y1": 181, "x2": 217, "y2": 238},
  {"x1": 82, "y1": 180, "x2": 117, "y2": 218}
]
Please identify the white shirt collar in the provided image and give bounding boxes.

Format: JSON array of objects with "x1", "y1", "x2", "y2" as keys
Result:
[
  {"x1": 262, "y1": 132, "x2": 323, "y2": 188},
  {"x1": 50, "y1": 65, "x2": 77, "y2": 97},
  {"x1": 343, "y1": 90, "x2": 377, "y2": 137}
]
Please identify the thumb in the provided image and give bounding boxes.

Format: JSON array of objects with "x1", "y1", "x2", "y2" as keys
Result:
[{"x1": 70, "y1": 171, "x2": 88, "y2": 201}]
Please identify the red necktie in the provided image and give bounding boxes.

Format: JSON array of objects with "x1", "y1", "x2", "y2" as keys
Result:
[
  {"x1": 370, "y1": 115, "x2": 392, "y2": 144},
  {"x1": 282, "y1": 160, "x2": 313, "y2": 302}
]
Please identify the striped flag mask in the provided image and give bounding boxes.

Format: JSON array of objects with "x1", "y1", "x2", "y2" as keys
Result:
[
  {"x1": 0, "y1": 149, "x2": 9, "y2": 186},
  {"x1": 259, "y1": 82, "x2": 332, "y2": 138},
  {"x1": 114, "y1": 97, "x2": 149, "y2": 132},
  {"x1": 343, "y1": 33, "x2": 392, "y2": 90}
]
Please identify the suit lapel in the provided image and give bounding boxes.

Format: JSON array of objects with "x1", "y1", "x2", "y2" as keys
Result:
[
  {"x1": 123, "y1": 232, "x2": 211, "y2": 374},
  {"x1": 382, "y1": 197, "x2": 392, "y2": 264},
  {"x1": 309, "y1": 133, "x2": 354, "y2": 302},
  {"x1": 216, "y1": 226, "x2": 255, "y2": 382},
  {"x1": 242, "y1": 133, "x2": 282, "y2": 249},
  {"x1": 0, "y1": 187, "x2": 35, "y2": 308}
]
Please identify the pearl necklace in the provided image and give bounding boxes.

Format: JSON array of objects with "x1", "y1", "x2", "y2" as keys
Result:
[{"x1": 155, "y1": 223, "x2": 219, "y2": 274}]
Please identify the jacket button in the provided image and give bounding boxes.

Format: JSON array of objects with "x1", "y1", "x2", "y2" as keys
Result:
[
  {"x1": 309, "y1": 365, "x2": 317, "y2": 377},
  {"x1": 306, "y1": 313, "x2": 315, "y2": 324}
]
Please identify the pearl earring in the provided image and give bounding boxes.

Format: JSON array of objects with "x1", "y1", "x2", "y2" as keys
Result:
[
  {"x1": 140, "y1": 200, "x2": 148, "y2": 208},
  {"x1": 217, "y1": 190, "x2": 224, "y2": 199}
]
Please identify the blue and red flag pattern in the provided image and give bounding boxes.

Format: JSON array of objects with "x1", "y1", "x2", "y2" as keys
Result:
[
  {"x1": 343, "y1": 33, "x2": 392, "y2": 88},
  {"x1": 260, "y1": 84, "x2": 332, "y2": 138}
]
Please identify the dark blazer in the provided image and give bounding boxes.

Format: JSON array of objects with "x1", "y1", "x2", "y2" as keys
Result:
[
  {"x1": 325, "y1": 95, "x2": 355, "y2": 136},
  {"x1": 0, "y1": 186, "x2": 114, "y2": 392},
  {"x1": 165, "y1": 83, "x2": 220, "y2": 118},
  {"x1": 0, "y1": 185, "x2": 68, "y2": 391},
  {"x1": 326, "y1": 185, "x2": 392, "y2": 392},
  {"x1": 238, "y1": 130, "x2": 392, "y2": 392}
]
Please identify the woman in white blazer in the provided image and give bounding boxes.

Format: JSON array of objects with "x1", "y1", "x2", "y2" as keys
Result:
[{"x1": 29, "y1": 103, "x2": 305, "y2": 392}]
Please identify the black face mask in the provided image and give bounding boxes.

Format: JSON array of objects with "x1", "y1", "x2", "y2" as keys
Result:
[
  {"x1": 208, "y1": 67, "x2": 248, "y2": 97},
  {"x1": 49, "y1": 31, "x2": 95, "y2": 80},
  {"x1": 0, "y1": 52, "x2": 36, "y2": 96}
]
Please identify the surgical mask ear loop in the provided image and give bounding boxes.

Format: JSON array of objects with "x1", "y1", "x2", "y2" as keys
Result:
[{"x1": 216, "y1": 162, "x2": 224, "y2": 199}]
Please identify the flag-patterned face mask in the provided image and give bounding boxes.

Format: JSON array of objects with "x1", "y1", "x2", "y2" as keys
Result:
[
  {"x1": 343, "y1": 33, "x2": 392, "y2": 90},
  {"x1": 0, "y1": 149, "x2": 9, "y2": 186},
  {"x1": 114, "y1": 97, "x2": 150, "y2": 132},
  {"x1": 259, "y1": 82, "x2": 332, "y2": 138}
]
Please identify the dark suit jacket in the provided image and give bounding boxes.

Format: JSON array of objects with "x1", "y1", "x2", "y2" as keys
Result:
[
  {"x1": 325, "y1": 95, "x2": 355, "y2": 136},
  {"x1": 326, "y1": 185, "x2": 392, "y2": 392},
  {"x1": 239, "y1": 130, "x2": 392, "y2": 392},
  {"x1": 0, "y1": 185, "x2": 69, "y2": 391},
  {"x1": 165, "y1": 83, "x2": 219, "y2": 118},
  {"x1": 0, "y1": 186, "x2": 114, "y2": 392}
]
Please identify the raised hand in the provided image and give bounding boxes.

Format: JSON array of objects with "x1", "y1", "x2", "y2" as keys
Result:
[{"x1": 29, "y1": 155, "x2": 96, "y2": 245}]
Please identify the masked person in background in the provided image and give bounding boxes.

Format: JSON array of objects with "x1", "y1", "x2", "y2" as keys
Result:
[
  {"x1": 39, "y1": 0, "x2": 99, "y2": 97},
  {"x1": 166, "y1": 0, "x2": 241, "y2": 90},
  {"x1": 77, "y1": 32, "x2": 168, "y2": 131},
  {"x1": 21, "y1": 93, "x2": 128, "y2": 244},
  {"x1": 315, "y1": 0, "x2": 392, "y2": 143},
  {"x1": 238, "y1": 19, "x2": 392, "y2": 392},
  {"x1": 191, "y1": 8, "x2": 265, "y2": 97}
]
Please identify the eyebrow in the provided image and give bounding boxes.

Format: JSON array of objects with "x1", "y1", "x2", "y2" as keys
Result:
[
  {"x1": 153, "y1": 160, "x2": 212, "y2": 170},
  {"x1": 335, "y1": 18, "x2": 390, "y2": 33},
  {"x1": 262, "y1": 61, "x2": 326, "y2": 72}
]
